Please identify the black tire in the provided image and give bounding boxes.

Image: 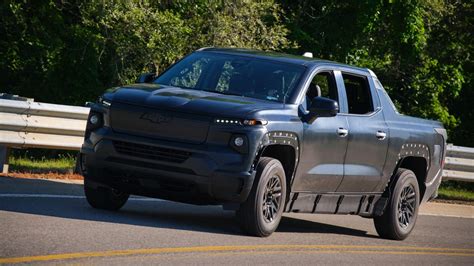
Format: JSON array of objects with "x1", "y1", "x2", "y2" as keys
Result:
[
  {"x1": 236, "y1": 157, "x2": 287, "y2": 237},
  {"x1": 374, "y1": 168, "x2": 420, "y2": 240},
  {"x1": 84, "y1": 179, "x2": 129, "y2": 211}
]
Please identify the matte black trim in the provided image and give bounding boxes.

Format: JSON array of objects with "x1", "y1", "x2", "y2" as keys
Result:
[
  {"x1": 286, "y1": 192, "x2": 381, "y2": 215},
  {"x1": 106, "y1": 157, "x2": 196, "y2": 175}
]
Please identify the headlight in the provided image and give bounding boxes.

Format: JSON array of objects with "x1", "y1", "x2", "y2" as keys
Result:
[
  {"x1": 215, "y1": 118, "x2": 241, "y2": 125},
  {"x1": 234, "y1": 137, "x2": 244, "y2": 147},
  {"x1": 98, "y1": 96, "x2": 111, "y2": 107},
  {"x1": 87, "y1": 112, "x2": 103, "y2": 131},
  {"x1": 101, "y1": 100, "x2": 111, "y2": 107},
  {"x1": 89, "y1": 114, "x2": 100, "y2": 125},
  {"x1": 214, "y1": 118, "x2": 267, "y2": 126},
  {"x1": 230, "y1": 135, "x2": 248, "y2": 154}
]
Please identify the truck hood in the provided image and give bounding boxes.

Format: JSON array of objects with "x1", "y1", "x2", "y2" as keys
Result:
[{"x1": 104, "y1": 83, "x2": 284, "y2": 118}]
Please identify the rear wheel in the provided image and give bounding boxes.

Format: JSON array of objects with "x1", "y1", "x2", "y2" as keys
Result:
[
  {"x1": 374, "y1": 168, "x2": 420, "y2": 240},
  {"x1": 84, "y1": 179, "x2": 129, "y2": 211},
  {"x1": 236, "y1": 157, "x2": 287, "y2": 237}
]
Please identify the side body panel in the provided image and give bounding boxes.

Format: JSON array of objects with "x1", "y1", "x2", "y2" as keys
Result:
[
  {"x1": 371, "y1": 78, "x2": 446, "y2": 202},
  {"x1": 292, "y1": 115, "x2": 349, "y2": 192},
  {"x1": 338, "y1": 110, "x2": 389, "y2": 192},
  {"x1": 286, "y1": 65, "x2": 445, "y2": 215}
]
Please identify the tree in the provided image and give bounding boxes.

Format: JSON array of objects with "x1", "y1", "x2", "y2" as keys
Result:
[
  {"x1": 279, "y1": 0, "x2": 472, "y2": 144},
  {"x1": 1, "y1": 0, "x2": 292, "y2": 103},
  {"x1": 1, "y1": 0, "x2": 472, "y2": 146},
  {"x1": 80, "y1": 0, "x2": 293, "y2": 84}
]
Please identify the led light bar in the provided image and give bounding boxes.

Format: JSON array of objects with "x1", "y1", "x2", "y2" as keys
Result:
[
  {"x1": 214, "y1": 118, "x2": 242, "y2": 125},
  {"x1": 214, "y1": 118, "x2": 268, "y2": 126}
]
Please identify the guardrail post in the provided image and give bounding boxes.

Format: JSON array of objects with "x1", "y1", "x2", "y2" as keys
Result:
[{"x1": 0, "y1": 145, "x2": 9, "y2": 174}]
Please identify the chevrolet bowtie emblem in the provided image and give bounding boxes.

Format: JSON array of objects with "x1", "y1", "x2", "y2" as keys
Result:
[{"x1": 140, "y1": 112, "x2": 172, "y2": 124}]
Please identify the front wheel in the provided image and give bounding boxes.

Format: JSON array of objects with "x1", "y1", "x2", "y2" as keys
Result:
[
  {"x1": 374, "y1": 168, "x2": 420, "y2": 240},
  {"x1": 84, "y1": 179, "x2": 129, "y2": 211},
  {"x1": 236, "y1": 157, "x2": 287, "y2": 237}
]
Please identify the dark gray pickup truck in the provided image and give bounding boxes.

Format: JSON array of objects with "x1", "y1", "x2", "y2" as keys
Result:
[{"x1": 80, "y1": 48, "x2": 447, "y2": 240}]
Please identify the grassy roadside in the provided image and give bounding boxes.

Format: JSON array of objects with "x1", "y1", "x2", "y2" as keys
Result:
[
  {"x1": 438, "y1": 182, "x2": 474, "y2": 202},
  {"x1": 9, "y1": 155, "x2": 76, "y2": 173},
  {"x1": 6, "y1": 157, "x2": 474, "y2": 203}
]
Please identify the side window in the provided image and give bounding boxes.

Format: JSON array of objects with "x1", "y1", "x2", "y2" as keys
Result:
[
  {"x1": 304, "y1": 71, "x2": 339, "y2": 109},
  {"x1": 342, "y1": 73, "x2": 373, "y2": 114}
]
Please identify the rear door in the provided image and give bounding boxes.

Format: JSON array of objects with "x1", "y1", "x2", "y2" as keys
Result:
[{"x1": 336, "y1": 72, "x2": 389, "y2": 192}]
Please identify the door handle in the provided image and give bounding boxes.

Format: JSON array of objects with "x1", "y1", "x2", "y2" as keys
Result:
[
  {"x1": 376, "y1": 131, "x2": 387, "y2": 140},
  {"x1": 337, "y1": 127, "x2": 349, "y2": 137}
]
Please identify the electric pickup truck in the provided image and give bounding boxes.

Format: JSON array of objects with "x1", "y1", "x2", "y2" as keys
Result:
[{"x1": 80, "y1": 48, "x2": 447, "y2": 240}]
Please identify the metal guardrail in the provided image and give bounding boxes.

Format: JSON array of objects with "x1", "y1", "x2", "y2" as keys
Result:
[
  {"x1": 0, "y1": 98, "x2": 473, "y2": 182},
  {"x1": 443, "y1": 144, "x2": 474, "y2": 182},
  {"x1": 0, "y1": 98, "x2": 89, "y2": 150}
]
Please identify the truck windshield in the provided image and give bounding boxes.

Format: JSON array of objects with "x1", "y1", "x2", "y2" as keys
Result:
[{"x1": 154, "y1": 52, "x2": 306, "y2": 103}]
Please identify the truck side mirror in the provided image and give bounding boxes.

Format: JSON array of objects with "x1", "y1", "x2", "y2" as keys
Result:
[
  {"x1": 136, "y1": 73, "x2": 156, "y2": 83},
  {"x1": 308, "y1": 97, "x2": 339, "y2": 118}
]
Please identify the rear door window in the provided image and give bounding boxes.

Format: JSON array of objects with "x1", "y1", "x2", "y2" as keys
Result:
[{"x1": 342, "y1": 73, "x2": 374, "y2": 115}]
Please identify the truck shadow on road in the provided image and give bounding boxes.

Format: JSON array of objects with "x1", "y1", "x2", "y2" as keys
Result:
[{"x1": 0, "y1": 177, "x2": 375, "y2": 238}]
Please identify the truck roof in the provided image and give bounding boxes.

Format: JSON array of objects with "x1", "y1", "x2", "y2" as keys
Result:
[{"x1": 199, "y1": 47, "x2": 370, "y2": 73}]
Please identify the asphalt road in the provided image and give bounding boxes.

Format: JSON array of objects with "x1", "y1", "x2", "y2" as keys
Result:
[{"x1": 0, "y1": 176, "x2": 473, "y2": 265}]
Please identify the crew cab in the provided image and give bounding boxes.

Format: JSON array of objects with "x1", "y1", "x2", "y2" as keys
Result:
[{"x1": 80, "y1": 48, "x2": 447, "y2": 239}]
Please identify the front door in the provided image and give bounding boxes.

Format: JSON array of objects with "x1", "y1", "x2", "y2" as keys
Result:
[{"x1": 292, "y1": 71, "x2": 349, "y2": 193}]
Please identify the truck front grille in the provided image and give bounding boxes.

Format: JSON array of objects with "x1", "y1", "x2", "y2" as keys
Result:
[{"x1": 113, "y1": 141, "x2": 192, "y2": 164}]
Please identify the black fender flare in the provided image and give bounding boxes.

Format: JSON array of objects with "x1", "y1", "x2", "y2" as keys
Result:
[
  {"x1": 373, "y1": 143, "x2": 430, "y2": 216},
  {"x1": 252, "y1": 131, "x2": 300, "y2": 185}
]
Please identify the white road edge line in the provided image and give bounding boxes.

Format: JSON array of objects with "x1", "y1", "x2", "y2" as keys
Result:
[
  {"x1": 419, "y1": 212, "x2": 473, "y2": 219},
  {"x1": 0, "y1": 194, "x2": 164, "y2": 201}
]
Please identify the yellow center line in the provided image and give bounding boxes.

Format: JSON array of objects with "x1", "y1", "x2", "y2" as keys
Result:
[
  {"x1": 1, "y1": 244, "x2": 473, "y2": 264},
  {"x1": 200, "y1": 250, "x2": 474, "y2": 259}
]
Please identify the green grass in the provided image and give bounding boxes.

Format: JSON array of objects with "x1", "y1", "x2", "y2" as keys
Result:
[
  {"x1": 9, "y1": 155, "x2": 76, "y2": 173},
  {"x1": 437, "y1": 186, "x2": 474, "y2": 202}
]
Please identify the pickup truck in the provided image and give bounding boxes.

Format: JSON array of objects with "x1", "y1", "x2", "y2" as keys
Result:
[{"x1": 80, "y1": 48, "x2": 447, "y2": 240}]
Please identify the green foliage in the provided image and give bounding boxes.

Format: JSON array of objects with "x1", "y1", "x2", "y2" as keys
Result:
[
  {"x1": 1, "y1": 0, "x2": 291, "y2": 102},
  {"x1": 0, "y1": 0, "x2": 472, "y2": 146},
  {"x1": 79, "y1": 0, "x2": 292, "y2": 84},
  {"x1": 281, "y1": 0, "x2": 472, "y2": 145},
  {"x1": 0, "y1": 0, "x2": 103, "y2": 105}
]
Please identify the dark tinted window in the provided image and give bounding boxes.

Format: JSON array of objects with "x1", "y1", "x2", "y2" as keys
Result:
[
  {"x1": 155, "y1": 52, "x2": 306, "y2": 103},
  {"x1": 342, "y1": 73, "x2": 373, "y2": 114},
  {"x1": 308, "y1": 72, "x2": 338, "y2": 101},
  {"x1": 304, "y1": 71, "x2": 339, "y2": 111}
]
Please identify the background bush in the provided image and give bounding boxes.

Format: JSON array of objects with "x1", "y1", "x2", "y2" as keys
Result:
[{"x1": 1, "y1": 0, "x2": 472, "y2": 146}]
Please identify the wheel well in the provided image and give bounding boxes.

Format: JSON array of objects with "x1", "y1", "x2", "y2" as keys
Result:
[
  {"x1": 260, "y1": 145, "x2": 296, "y2": 189},
  {"x1": 398, "y1": 156, "x2": 427, "y2": 200}
]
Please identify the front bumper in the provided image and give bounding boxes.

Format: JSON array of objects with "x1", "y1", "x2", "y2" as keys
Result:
[{"x1": 81, "y1": 127, "x2": 257, "y2": 205}]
